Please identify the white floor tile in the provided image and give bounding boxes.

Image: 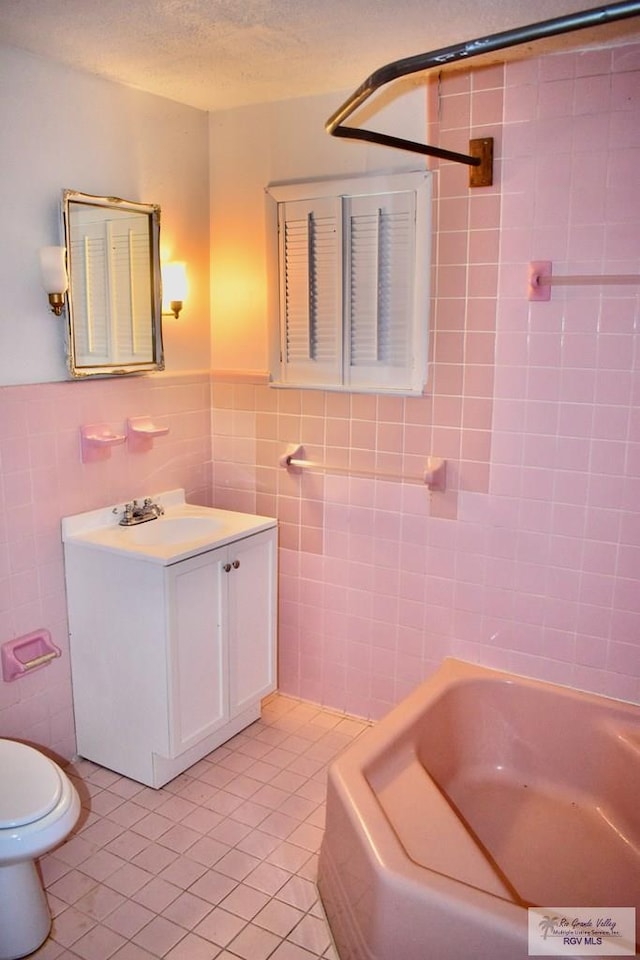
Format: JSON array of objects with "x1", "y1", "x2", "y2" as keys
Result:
[{"x1": 42, "y1": 695, "x2": 368, "y2": 960}]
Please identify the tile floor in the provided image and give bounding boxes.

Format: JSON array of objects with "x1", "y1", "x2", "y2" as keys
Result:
[{"x1": 33, "y1": 696, "x2": 369, "y2": 960}]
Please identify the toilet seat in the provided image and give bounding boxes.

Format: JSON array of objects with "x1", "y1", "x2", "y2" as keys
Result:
[
  {"x1": 0, "y1": 739, "x2": 80, "y2": 960},
  {"x1": 0, "y1": 740, "x2": 63, "y2": 828}
]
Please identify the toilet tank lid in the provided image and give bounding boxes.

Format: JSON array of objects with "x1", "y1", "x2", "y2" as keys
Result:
[{"x1": 0, "y1": 739, "x2": 63, "y2": 827}]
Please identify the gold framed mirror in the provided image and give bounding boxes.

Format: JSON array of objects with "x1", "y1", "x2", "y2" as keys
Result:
[{"x1": 62, "y1": 190, "x2": 164, "y2": 378}]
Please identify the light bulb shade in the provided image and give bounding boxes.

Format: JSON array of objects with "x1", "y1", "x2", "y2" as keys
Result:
[
  {"x1": 162, "y1": 261, "x2": 188, "y2": 305},
  {"x1": 39, "y1": 246, "x2": 68, "y2": 294}
]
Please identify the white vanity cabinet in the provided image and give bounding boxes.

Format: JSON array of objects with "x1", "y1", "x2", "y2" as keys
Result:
[
  {"x1": 62, "y1": 499, "x2": 277, "y2": 788},
  {"x1": 168, "y1": 531, "x2": 277, "y2": 758}
]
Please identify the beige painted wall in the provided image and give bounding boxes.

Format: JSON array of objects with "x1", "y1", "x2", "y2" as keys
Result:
[
  {"x1": 0, "y1": 45, "x2": 211, "y2": 384},
  {"x1": 208, "y1": 81, "x2": 430, "y2": 373}
]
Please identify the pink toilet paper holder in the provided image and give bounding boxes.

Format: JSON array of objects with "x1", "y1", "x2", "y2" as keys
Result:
[{"x1": 1, "y1": 629, "x2": 61, "y2": 682}]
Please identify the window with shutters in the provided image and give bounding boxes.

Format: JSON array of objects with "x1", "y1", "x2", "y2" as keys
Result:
[{"x1": 266, "y1": 170, "x2": 431, "y2": 394}]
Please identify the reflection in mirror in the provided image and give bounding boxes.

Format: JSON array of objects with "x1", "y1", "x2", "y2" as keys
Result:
[{"x1": 63, "y1": 190, "x2": 164, "y2": 378}]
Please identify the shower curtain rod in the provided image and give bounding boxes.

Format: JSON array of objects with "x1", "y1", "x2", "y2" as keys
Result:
[{"x1": 326, "y1": 1, "x2": 640, "y2": 165}]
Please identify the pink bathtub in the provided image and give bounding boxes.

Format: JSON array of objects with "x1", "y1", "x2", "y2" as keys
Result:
[{"x1": 318, "y1": 659, "x2": 640, "y2": 959}]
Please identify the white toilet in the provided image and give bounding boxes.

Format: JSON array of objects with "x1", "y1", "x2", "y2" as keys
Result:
[{"x1": 0, "y1": 739, "x2": 80, "y2": 960}]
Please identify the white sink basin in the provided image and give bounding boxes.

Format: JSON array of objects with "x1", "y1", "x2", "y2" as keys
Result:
[
  {"x1": 126, "y1": 515, "x2": 223, "y2": 546},
  {"x1": 61, "y1": 489, "x2": 277, "y2": 565}
]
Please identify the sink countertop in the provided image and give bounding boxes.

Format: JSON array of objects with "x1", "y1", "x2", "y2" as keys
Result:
[{"x1": 61, "y1": 489, "x2": 277, "y2": 565}]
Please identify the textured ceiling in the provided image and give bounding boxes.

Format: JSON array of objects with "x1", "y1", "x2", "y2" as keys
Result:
[{"x1": 1, "y1": 0, "x2": 639, "y2": 111}]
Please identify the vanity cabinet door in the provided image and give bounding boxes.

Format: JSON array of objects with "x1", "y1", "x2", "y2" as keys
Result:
[
  {"x1": 167, "y1": 548, "x2": 226, "y2": 756},
  {"x1": 226, "y1": 529, "x2": 277, "y2": 718},
  {"x1": 166, "y1": 528, "x2": 277, "y2": 757}
]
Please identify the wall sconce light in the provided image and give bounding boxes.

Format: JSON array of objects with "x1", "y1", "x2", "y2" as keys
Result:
[
  {"x1": 39, "y1": 246, "x2": 68, "y2": 316},
  {"x1": 162, "y1": 261, "x2": 188, "y2": 319}
]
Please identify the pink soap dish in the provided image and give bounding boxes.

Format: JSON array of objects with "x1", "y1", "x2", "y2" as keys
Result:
[
  {"x1": 80, "y1": 423, "x2": 126, "y2": 463},
  {"x1": 127, "y1": 416, "x2": 170, "y2": 453}
]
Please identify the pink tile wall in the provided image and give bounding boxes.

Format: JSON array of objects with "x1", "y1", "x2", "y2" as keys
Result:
[
  {"x1": 213, "y1": 41, "x2": 640, "y2": 720},
  {"x1": 0, "y1": 373, "x2": 212, "y2": 758}
]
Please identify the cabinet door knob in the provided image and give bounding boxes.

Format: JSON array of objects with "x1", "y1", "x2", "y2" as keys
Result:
[
  {"x1": 232, "y1": 560, "x2": 240, "y2": 569},
  {"x1": 223, "y1": 563, "x2": 232, "y2": 573}
]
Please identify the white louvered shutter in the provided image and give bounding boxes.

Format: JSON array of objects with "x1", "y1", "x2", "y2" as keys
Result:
[
  {"x1": 268, "y1": 170, "x2": 430, "y2": 394},
  {"x1": 278, "y1": 197, "x2": 342, "y2": 387},
  {"x1": 345, "y1": 190, "x2": 417, "y2": 391},
  {"x1": 70, "y1": 216, "x2": 153, "y2": 366},
  {"x1": 69, "y1": 223, "x2": 111, "y2": 365},
  {"x1": 108, "y1": 217, "x2": 154, "y2": 363}
]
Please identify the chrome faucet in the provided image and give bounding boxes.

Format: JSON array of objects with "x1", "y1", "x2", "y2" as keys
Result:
[{"x1": 118, "y1": 498, "x2": 165, "y2": 526}]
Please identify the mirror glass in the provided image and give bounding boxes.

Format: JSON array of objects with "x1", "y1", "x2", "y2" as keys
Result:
[{"x1": 63, "y1": 190, "x2": 164, "y2": 378}]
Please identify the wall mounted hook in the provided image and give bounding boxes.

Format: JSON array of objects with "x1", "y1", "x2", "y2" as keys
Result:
[{"x1": 423, "y1": 457, "x2": 447, "y2": 492}]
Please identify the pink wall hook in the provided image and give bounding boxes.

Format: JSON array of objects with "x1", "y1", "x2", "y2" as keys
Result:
[{"x1": 424, "y1": 457, "x2": 447, "y2": 492}]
